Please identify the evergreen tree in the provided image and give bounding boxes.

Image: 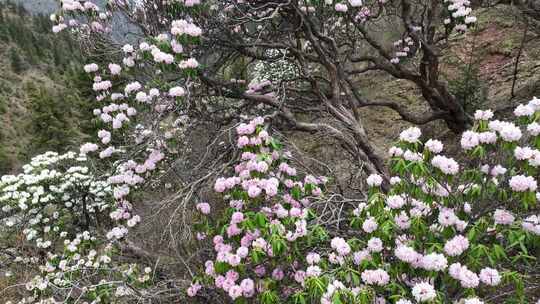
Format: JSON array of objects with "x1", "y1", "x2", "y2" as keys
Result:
[
  {"x1": 0, "y1": 141, "x2": 10, "y2": 174},
  {"x1": 15, "y1": 2, "x2": 26, "y2": 16},
  {"x1": 52, "y1": 44, "x2": 64, "y2": 68},
  {"x1": 0, "y1": 13, "x2": 9, "y2": 42},
  {"x1": 31, "y1": 33, "x2": 45, "y2": 59},
  {"x1": 27, "y1": 85, "x2": 78, "y2": 155},
  {"x1": 9, "y1": 47, "x2": 24, "y2": 73}
]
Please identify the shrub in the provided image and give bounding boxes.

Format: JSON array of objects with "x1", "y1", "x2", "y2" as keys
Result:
[
  {"x1": 188, "y1": 102, "x2": 540, "y2": 303},
  {"x1": 449, "y1": 63, "x2": 487, "y2": 116},
  {"x1": 14, "y1": 1, "x2": 535, "y2": 303},
  {"x1": 0, "y1": 151, "x2": 149, "y2": 303}
]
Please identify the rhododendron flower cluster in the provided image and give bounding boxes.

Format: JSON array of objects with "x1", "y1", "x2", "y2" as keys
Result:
[
  {"x1": 190, "y1": 117, "x2": 335, "y2": 301},
  {"x1": 390, "y1": 37, "x2": 416, "y2": 64},
  {"x1": 186, "y1": 99, "x2": 540, "y2": 303},
  {"x1": 0, "y1": 152, "x2": 152, "y2": 303},
  {"x1": 444, "y1": 0, "x2": 476, "y2": 31}
]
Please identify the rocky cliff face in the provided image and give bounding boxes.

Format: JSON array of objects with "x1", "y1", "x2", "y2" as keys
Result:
[
  {"x1": 286, "y1": 5, "x2": 540, "y2": 193},
  {"x1": 1, "y1": 0, "x2": 57, "y2": 14},
  {"x1": 2, "y1": 0, "x2": 136, "y2": 41}
]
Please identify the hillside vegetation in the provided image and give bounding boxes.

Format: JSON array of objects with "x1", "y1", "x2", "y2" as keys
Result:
[
  {"x1": 0, "y1": 0, "x2": 94, "y2": 174},
  {"x1": 1, "y1": 1, "x2": 540, "y2": 303}
]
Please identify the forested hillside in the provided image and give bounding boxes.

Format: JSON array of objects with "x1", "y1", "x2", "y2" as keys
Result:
[
  {"x1": 1, "y1": 1, "x2": 540, "y2": 304},
  {"x1": 0, "y1": 0, "x2": 94, "y2": 173}
]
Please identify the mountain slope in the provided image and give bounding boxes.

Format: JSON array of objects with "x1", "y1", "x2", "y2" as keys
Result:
[{"x1": 0, "y1": 1, "x2": 95, "y2": 173}]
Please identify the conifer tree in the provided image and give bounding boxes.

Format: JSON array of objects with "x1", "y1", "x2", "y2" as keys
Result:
[
  {"x1": 27, "y1": 85, "x2": 77, "y2": 155},
  {"x1": 9, "y1": 47, "x2": 24, "y2": 73}
]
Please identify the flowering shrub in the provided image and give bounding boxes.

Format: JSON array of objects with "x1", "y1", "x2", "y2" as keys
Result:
[
  {"x1": 189, "y1": 99, "x2": 540, "y2": 303},
  {"x1": 189, "y1": 117, "x2": 330, "y2": 303},
  {"x1": 8, "y1": 0, "x2": 533, "y2": 303},
  {"x1": 0, "y1": 1, "x2": 209, "y2": 302},
  {"x1": 49, "y1": 0, "x2": 481, "y2": 171},
  {"x1": 2, "y1": 1, "x2": 196, "y2": 292},
  {"x1": 2, "y1": 1, "x2": 204, "y2": 302},
  {"x1": 251, "y1": 49, "x2": 299, "y2": 85},
  {"x1": 0, "y1": 151, "x2": 152, "y2": 303}
]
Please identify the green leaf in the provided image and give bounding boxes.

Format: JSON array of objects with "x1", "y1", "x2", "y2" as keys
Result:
[
  {"x1": 332, "y1": 293, "x2": 343, "y2": 304},
  {"x1": 254, "y1": 212, "x2": 267, "y2": 228},
  {"x1": 291, "y1": 186, "x2": 302, "y2": 200},
  {"x1": 292, "y1": 292, "x2": 307, "y2": 304},
  {"x1": 260, "y1": 290, "x2": 279, "y2": 304},
  {"x1": 269, "y1": 138, "x2": 282, "y2": 150},
  {"x1": 214, "y1": 261, "x2": 228, "y2": 274}
]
